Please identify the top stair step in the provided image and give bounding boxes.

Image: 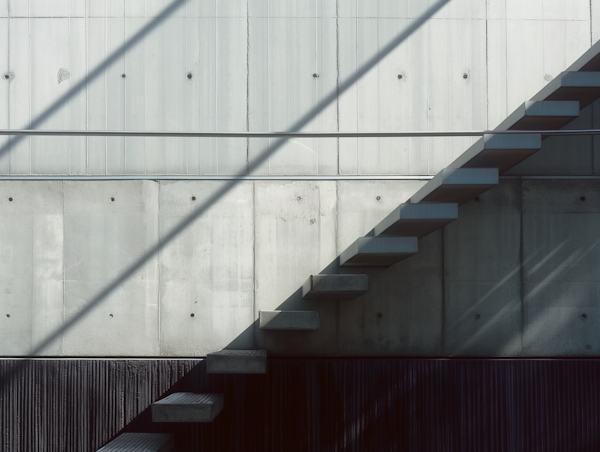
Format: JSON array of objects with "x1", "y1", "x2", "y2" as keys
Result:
[
  {"x1": 495, "y1": 100, "x2": 579, "y2": 131},
  {"x1": 530, "y1": 72, "x2": 600, "y2": 108},
  {"x1": 96, "y1": 433, "x2": 174, "y2": 452}
]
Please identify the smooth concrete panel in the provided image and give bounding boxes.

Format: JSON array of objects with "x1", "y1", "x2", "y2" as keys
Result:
[
  {"x1": 254, "y1": 181, "x2": 338, "y2": 354},
  {"x1": 159, "y1": 181, "x2": 254, "y2": 356},
  {"x1": 0, "y1": 182, "x2": 64, "y2": 355},
  {"x1": 338, "y1": 230, "x2": 444, "y2": 356},
  {"x1": 523, "y1": 180, "x2": 600, "y2": 356},
  {"x1": 444, "y1": 180, "x2": 522, "y2": 356},
  {"x1": 63, "y1": 181, "x2": 160, "y2": 355},
  {"x1": 0, "y1": 18, "x2": 8, "y2": 175}
]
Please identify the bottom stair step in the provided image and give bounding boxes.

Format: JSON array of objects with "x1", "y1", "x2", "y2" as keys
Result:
[
  {"x1": 302, "y1": 274, "x2": 369, "y2": 299},
  {"x1": 152, "y1": 393, "x2": 224, "y2": 422},
  {"x1": 259, "y1": 310, "x2": 319, "y2": 330},
  {"x1": 97, "y1": 433, "x2": 173, "y2": 452},
  {"x1": 206, "y1": 349, "x2": 267, "y2": 374}
]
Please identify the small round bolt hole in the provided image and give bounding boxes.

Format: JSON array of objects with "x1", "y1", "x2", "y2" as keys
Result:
[
  {"x1": 581, "y1": 196, "x2": 586, "y2": 201},
  {"x1": 312, "y1": 73, "x2": 319, "y2": 78},
  {"x1": 397, "y1": 74, "x2": 403, "y2": 79},
  {"x1": 3, "y1": 74, "x2": 8, "y2": 80},
  {"x1": 190, "y1": 313, "x2": 195, "y2": 318},
  {"x1": 8, "y1": 197, "x2": 12, "y2": 202},
  {"x1": 297, "y1": 196, "x2": 301, "y2": 201},
  {"x1": 109, "y1": 314, "x2": 113, "y2": 318},
  {"x1": 376, "y1": 312, "x2": 382, "y2": 318},
  {"x1": 110, "y1": 197, "x2": 115, "y2": 202},
  {"x1": 376, "y1": 196, "x2": 381, "y2": 201},
  {"x1": 121, "y1": 74, "x2": 126, "y2": 78},
  {"x1": 191, "y1": 196, "x2": 196, "y2": 201},
  {"x1": 463, "y1": 73, "x2": 468, "y2": 79},
  {"x1": 475, "y1": 314, "x2": 481, "y2": 320},
  {"x1": 187, "y1": 72, "x2": 193, "y2": 79},
  {"x1": 6, "y1": 314, "x2": 9, "y2": 318},
  {"x1": 582, "y1": 313, "x2": 587, "y2": 319},
  {"x1": 474, "y1": 197, "x2": 480, "y2": 202}
]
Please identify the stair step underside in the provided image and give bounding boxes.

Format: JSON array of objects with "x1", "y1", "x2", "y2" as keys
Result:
[
  {"x1": 530, "y1": 71, "x2": 600, "y2": 107},
  {"x1": 495, "y1": 100, "x2": 579, "y2": 131},
  {"x1": 206, "y1": 349, "x2": 267, "y2": 374},
  {"x1": 259, "y1": 310, "x2": 319, "y2": 330},
  {"x1": 409, "y1": 168, "x2": 499, "y2": 204},
  {"x1": 448, "y1": 133, "x2": 542, "y2": 174},
  {"x1": 374, "y1": 203, "x2": 458, "y2": 238},
  {"x1": 96, "y1": 433, "x2": 174, "y2": 452},
  {"x1": 152, "y1": 393, "x2": 224, "y2": 423},
  {"x1": 340, "y1": 237, "x2": 418, "y2": 267},
  {"x1": 302, "y1": 274, "x2": 369, "y2": 299}
]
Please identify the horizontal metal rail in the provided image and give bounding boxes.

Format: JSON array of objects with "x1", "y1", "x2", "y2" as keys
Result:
[{"x1": 2, "y1": 129, "x2": 600, "y2": 138}]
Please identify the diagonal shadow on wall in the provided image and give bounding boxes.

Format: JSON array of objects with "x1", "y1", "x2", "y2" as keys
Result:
[{"x1": 0, "y1": 0, "x2": 453, "y2": 387}]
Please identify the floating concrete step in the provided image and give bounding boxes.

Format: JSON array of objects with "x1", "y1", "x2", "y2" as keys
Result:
[
  {"x1": 152, "y1": 393, "x2": 224, "y2": 423},
  {"x1": 340, "y1": 237, "x2": 418, "y2": 267},
  {"x1": 96, "y1": 433, "x2": 173, "y2": 452},
  {"x1": 374, "y1": 203, "x2": 458, "y2": 238},
  {"x1": 206, "y1": 349, "x2": 267, "y2": 374},
  {"x1": 410, "y1": 168, "x2": 498, "y2": 204},
  {"x1": 302, "y1": 274, "x2": 369, "y2": 300},
  {"x1": 495, "y1": 100, "x2": 579, "y2": 131},
  {"x1": 530, "y1": 72, "x2": 600, "y2": 108},
  {"x1": 259, "y1": 310, "x2": 319, "y2": 330},
  {"x1": 448, "y1": 133, "x2": 542, "y2": 174}
]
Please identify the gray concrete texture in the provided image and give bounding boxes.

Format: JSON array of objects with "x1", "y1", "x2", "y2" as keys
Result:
[
  {"x1": 0, "y1": 1, "x2": 596, "y2": 177},
  {"x1": 259, "y1": 310, "x2": 319, "y2": 330}
]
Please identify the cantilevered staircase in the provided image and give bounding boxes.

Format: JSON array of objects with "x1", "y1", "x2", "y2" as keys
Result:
[{"x1": 96, "y1": 40, "x2": 600, "y2": 452}]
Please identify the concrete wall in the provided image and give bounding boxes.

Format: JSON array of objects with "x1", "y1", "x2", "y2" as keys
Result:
[
  {"x1": 1, "y1": 177, "x2": 599, "y2": 357},
  {"x1": 0, "y1": 0, "x2": 596, "y2": 176}
]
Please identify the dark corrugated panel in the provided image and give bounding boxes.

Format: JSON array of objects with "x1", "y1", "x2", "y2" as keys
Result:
[{"x1": 1, "y1": 359, "x2": 600, "y2": 451}]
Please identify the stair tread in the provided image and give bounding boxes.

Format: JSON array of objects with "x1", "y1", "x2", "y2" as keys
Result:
[
  {"x1": 531, "y1": 71, "x2": 600, "y2": 107},
  {"x1": 259, "y1": 310, "x2": 319, "y2": 330},
  {"x1": 96, "y1": 433, "x2": 173, "y2": 452},
  {"x1": 374, "y1": 203, "x2": 458, "y2": 237},
  {"x1": 340, "y1": 237, "x2": 418, "y2": 267},
  {"x1": 495, "y1": 100, "x2": 579, "y2": 132},
  {"x1": 410, "y1": 168, "x2": 498, "y2": 204},
  {"x1": 302, "y1": 274, "x2": 369, "y2": 299},
  {"x1": 206, "y1": 349, "x2": 267, "y2": 374},
  {"x1": 152, "y1": 393, "x2": 224, "y2": 423}
]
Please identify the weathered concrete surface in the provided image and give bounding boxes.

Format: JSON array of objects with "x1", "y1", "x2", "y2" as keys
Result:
[
  {"x1": 302, "y1": 274, "x2": 369, "y2": 300},
  {"x1": 206, "y1": 349, "x2": 267, "y2": 374},
  {"x1": 158, "y1": 181, "x2": 254, "y2": 356},
  {"x1": 0, "y1": 182, "x2": 63, "y2": 355},
  {"x1": 444, "y1": 180, "x2": 522, "y2": 356},
  {"x1": 259, "y1": 310, "x2": 319, "y2": 330},
  {"x1": 253, "y1": 181, "x2": 338, "y2": 354},
  {"x1": 152, "y1": 393, "x2": 224, "y2": 423},
  {"x1": 522, "y1": 180, "x2": 600, "y2": 356},
  {"x1": 63, "y1": 181, "x2": 160, "y2": 356},
  {"x1": 97, "y1": 433, "x2": 173, "y2": 452}
]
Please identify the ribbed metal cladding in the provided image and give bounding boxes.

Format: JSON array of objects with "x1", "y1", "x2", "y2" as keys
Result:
[{"x1": 1, "y1": 359, "x2": 599, "y2": 451}]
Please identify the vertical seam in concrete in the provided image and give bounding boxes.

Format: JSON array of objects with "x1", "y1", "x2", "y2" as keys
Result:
[
  {"x1": 441, "y1": 225, "x2": 446, "y2": 355},
  {"x1": 246, "y1": 0, "x2": 250, "y2": 175},
  {"x1": 27, "y1": 0, "x2": 31, "y2": 174},
  {"x1": 519, "y1": 176, "x2": 524, "y2": 356},
  {"x1": 591, "y1": 0, "x2": 593, "y2": 46},
  {"x1": 7, "y1": 1, "x2": 10, "y2": 174},
  {"x1": 68, "y1": 1, "x2": 72, "y2": 175},
  {"x1": 252, "y1": 180, "x2": 257, "y2": 348},
  {"x1": 334, "y1": 180, "x2": 340, "y2": 354},
  {"x1": 157, "y1": 181, "x2": 161, "y2": 354},
  {"x1": 485, "y1": 1, "x2": 489, "y2": 130},
  {"x1": 61, "y1": 180, "x2": 65, "y2": 354},
  {"x1": 85, "y1": 0, "x2": 89, "y2": 174},
  {"x1": 336, "y1": 0, "x2": 340, "y2": 176},
  {"x1": 104, "y1": 1, "x2": 108, "y2": 175}
]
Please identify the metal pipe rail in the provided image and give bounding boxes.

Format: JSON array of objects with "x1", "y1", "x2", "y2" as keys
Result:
[{"x1": 2, "y1": 129, "x2": 600, "y2": 138}]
